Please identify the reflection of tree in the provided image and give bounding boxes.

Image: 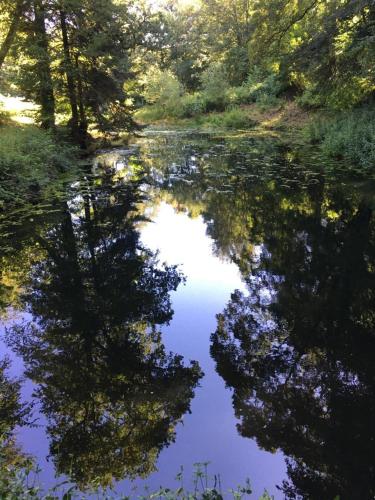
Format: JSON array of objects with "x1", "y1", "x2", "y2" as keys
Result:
[
  {"x1": 0, "y1": 358, "x2": 31, "y2": 468},
  {"x1": 8, "y1": 168, "x2": 202, "y2": 488},
  {"x1": 139, "y1": 131, "x2": 375, "y2": 497},
  {"x1": 210, "y1": 178, "x2": 375, "y2": 498}
]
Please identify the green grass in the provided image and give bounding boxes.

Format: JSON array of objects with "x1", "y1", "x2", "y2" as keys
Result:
[
  {"x1": 136, "y1": 106, "x2": 257, "y2": 131},
  {"x1": 0, "y1": 124, "x2": 78, "y2": 205}
]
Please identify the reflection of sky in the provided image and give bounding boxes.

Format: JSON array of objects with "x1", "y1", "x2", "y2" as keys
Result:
[
  {"x1": 0, "y1": 315, "x2": 55, "y2": 489},
  {"x1": 0, "y1": 201, "x2": 286, "y2": 498},
  {"x1": 135, "y1": 202, "x2": 286, "y2": 499}
]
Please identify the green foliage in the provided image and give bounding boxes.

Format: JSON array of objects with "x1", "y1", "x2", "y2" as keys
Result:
[
  {"x1": 224, "y1": 46, "x2": 250, "y2": 87},
  {"x1": 238, "y1": 69, "x2": 282, "y2": 105},
  {"x1": 0, "y1": 459, "x2": 275, "y2": 499},
  {"x1": 199, "y1": 63, "x2": 229, "y2": 112},
  {"x1": 296, "y1": 86, "x2": 325, "y2": 109},
  {"x1": 204, "y1": 108, "x2": 256, "y2": 129},
  {"x1": 307, "y1": 108, "x2": 375, "y2": 170},
  {"x1": 138, "y1": 65, "x2": 282, "y2": 125},
  {"x1": 0, "y1": 104, "x2": 11, "y2": 125},
  {"x1": 142, "y1": 69, "x2": 182, "y2": 106},
  {"x1": 226, "y1": 68, "x2": 283, "y2": 108},
  {"x1": 179, "y1": 94, "x2": 207, "y2": 118},
  {"x1": 0, "y1": 125, "x2": 78, "y2": 204}
]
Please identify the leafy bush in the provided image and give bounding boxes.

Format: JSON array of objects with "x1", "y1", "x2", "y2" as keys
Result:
[
  {"x1": 224, "y1": 68, "x2": 282, "y2": 107},
  {"x1": 0, "y1": 125, "x2": 78, "y2": 204},
  {"x1": 135, "y1": 104, "x2": 167, "y2": 122},
  {"x1": 200, "y1": 63, "x2": 229, "y2": 111},
  {"x1": 205, "y1": 108, "x2": 256, "y2": 129},
  {"x1": 307, "y1": 108, "x2": 375, "y2": 169},
  {"x1": 136, "y1": 66, "x2": 282, "y2": 124},
  {"x1": 0, "y1": 105, "x2": 11, "y2": 125},
  {"x1": 297, "y1": 86, "x2": 325, "y2": 109},
  {"x1": 179, "y1": 93, "x2": 207, "y2": 117},
  {"x1": 142, "y1": 68, "x2": 182, "y2": 106}
]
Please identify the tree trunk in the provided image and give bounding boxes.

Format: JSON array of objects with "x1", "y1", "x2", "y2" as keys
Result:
[
  {"x1": 0, "y1": 0, "x2": 28, "y2": 70},
  {"x1": 33, "y1": 0, "x2": 55, "y2": 129},
  {"x1": 59, "y1": 9, "x2": 80, "y2": 141},
  {"x1": 75, "y1": 53, "x2": 88, "y2": 141}
]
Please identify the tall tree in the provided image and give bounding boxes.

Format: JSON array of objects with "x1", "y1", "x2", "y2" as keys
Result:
[
  {"x1": 33, "y1": 0, "x2": 55, "y2": 129},
  {"x1": 0, "y1": 0, "x2": 29, "y2": 70}
]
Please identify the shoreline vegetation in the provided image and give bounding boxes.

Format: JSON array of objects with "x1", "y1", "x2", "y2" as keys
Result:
[
  {"x1": 0, "y1": 0, "x2": 374, "y2": 189},
  {"x1": 2, "y1": 94, "x2": 374, "y2": 198},
  {"x1": 136, "y1": 97, "x2": 375, "y2": 175},
  {"x1": 0, "y1": 457, "x2": 274, "y2": 499}
]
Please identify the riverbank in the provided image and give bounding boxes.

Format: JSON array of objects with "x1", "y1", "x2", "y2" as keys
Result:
[
  {"x1": 0, "y1": 95, "x2": 134, "y2": 207},
  {"x1": 136, "y1": 100, "x2": 313, "y2": 136},
  {"x1": 136, "y1": 100, "x2": 375, "y2": 174},
  {"x1": 0, "y1": 120, "x2": 78, "y2": 206}
]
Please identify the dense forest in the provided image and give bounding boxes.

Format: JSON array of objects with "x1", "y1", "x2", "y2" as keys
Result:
[{"x1": 0, "y1": 0, "x2": 375, "y2": 156}]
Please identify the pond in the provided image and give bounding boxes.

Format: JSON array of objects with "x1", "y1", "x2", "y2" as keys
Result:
[{"x1": 1, "y1": 129, "x2": 375, "y2": 499}]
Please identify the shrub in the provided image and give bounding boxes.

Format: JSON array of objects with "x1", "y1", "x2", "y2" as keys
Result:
[
  {"x1": 297, "y1": 86, "x2": 325, "y2": 109},
  {"x1": 0, "y1": 125, "x2": 78, "y2": 204},
  {"x1": 225, "y1": 68, "x2": 282, "y2": 106},
  {"x1": 200, "y1": 63, "x2": 229, "y2": 111},
  {"x1": 205, "y1": 108, "x2": 256, "y2": 129},
  {"x1": 179, "y1": 93, "x2": 207, "y2": 117},
  {"x1": 136, "y1": 92, "x2": 206, "y2": 122},
  {"x1": 307, "y1": 108, "x2": 375, "y2": 170},
  {"x1": 0, "y1": 105, "x2": 10, "y2": 125},
  {"x1": 136, "y1": 66, "x2": 283, "y2": 124},
  {"x1": 142, "y1": 68, "x2": 182, "y2": 106}
]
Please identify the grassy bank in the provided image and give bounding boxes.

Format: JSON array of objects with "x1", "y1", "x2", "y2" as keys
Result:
[
  {"x1": 0, "y1": 119, "x2": 78, "y2": 206},
  {"x1": 136, "y1": 100, "x2": 313, "y2": 136},
  {"x1": 136, "y1": 65, "x2": 375, "y2": 173},
  {"x1": 306, "y1": 107, "x2": 375, "y2": 170},
  {"x1": 137, "y1": 99, "x2": 375, "y2": 173}
]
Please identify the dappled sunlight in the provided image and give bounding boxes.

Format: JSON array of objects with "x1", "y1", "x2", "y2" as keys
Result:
[{"x1": 0, "y1": 94, "x2": 37, "y2": 124}]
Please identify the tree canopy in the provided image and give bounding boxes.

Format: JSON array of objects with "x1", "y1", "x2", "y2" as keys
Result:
[{"x1": 1, "y1": 0, "x2": 375, "y2": 141}]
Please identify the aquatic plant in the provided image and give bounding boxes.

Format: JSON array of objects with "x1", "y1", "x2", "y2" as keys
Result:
[{"x1": 0, "y1": 460, "x2": 273, "y2": 499}]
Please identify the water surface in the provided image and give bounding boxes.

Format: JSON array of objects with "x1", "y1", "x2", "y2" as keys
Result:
[{"x1": 1, "y1": 130, "x2": 375, "y2": 499}]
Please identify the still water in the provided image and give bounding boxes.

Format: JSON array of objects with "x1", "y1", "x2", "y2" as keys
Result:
[{"x1": 1, "y1": 130, "x2": 375, "y2": 499}]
